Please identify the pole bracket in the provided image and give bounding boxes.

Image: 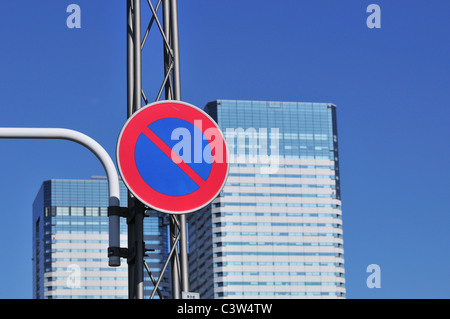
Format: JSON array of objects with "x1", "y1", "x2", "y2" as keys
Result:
[
  {"x1": 108, "y1": 247, "x2": 128, "y2": 259},
  {"x1": 108, "y1": 206, "x2": 129, "y2": 218}
]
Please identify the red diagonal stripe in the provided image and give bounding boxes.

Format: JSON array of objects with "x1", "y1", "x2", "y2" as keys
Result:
[{"x1": 141, "y1": 126, "x2": 207, "y2": 188}]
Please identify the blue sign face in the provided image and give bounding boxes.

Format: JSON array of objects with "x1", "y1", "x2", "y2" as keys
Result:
[{"x1": 135, "y1": 118, "x2": 213, "y2": 197}]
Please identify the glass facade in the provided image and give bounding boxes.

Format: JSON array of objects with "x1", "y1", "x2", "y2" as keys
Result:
[
  {"x1": 188, "y1": 100, "x2": 345, "y2": 299},
  {"x1": 32, "y1": 178, "x2": 165, "y2": 299}
]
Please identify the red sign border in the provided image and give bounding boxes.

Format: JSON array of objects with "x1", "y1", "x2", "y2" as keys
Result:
[{"x1": 116, "y1": 100, "x2": 229, "y2": 214}]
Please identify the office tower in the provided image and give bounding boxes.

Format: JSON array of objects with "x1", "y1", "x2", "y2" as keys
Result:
[
  {"x1": 32, "y1": 178, "x2": 165, "y2": 299},
  {"x1": 188, "y1": 100, "x2": 345, "y2": 299}
]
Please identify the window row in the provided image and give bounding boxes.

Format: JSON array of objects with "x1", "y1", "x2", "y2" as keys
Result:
[
  {"x1": 225, "y1": 182, "x2": 336, "y2": 188},
  {"x1": 213, "y1": 202, "x2": 341, "y2": 208},
  {"x1": 47, "y1": 286, "x2": 128, "y2": 291},
  {"x1": 221, "y1": 192, "x2": 336, "y2": 199},
  {"x1": 228, "y1": 173, "x2": 336, "y2": 179},
  {"x1": 213, "y1": 231, "x2": 342, "y2": 238},
  {"x1": 215, "y1": 261, "x2": 344, "y2": 268},
  {"x1": 215, "y1": 271, "x2": 344, "y2": 277},
  {"x1": 217, "y1": 291, "x2": 345, "y2": 297},
  {"x1": 214, "y1": 222, "x2": 342, "y2": 228},
  {"x1": 45, "y1": 276, "x2": 128, "y2": 282},
  {"x1": 215, "y1": 281, "x2": 345, "y2": 287},
  {"x1": 214, "y1": 212, "x2": 341, "y2": 218},
  {"x1": 45, "y1": 206, "x2": 109, "y2": 217},
  {"x1": 214, "y1": 242, "x2": 343, "y2": 248},
  {"x1": 214, "y1": 252, "x2": 344, "y2": 257}
]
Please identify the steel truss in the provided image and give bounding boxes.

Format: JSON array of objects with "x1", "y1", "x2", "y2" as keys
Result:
[{"x1": 125, "y1": 0, "x2": 188, "y2": 299}]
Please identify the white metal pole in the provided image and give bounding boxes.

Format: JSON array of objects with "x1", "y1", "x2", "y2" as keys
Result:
[{"x1": 0, "y1": 127, "x2": 122, "y2": 266}]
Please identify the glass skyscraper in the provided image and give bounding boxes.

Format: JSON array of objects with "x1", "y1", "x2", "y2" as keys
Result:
[
  {"x1": 188, "y1": 100, "x2": 345, "y2": 298},
  {"x1": 32, "y1": 178, "x2": 165, "y2": 299}
]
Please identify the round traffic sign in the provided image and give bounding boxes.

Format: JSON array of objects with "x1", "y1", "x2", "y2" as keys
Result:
[{"x1": 116, "y1": 100, "x2": 229, "y2": 214}]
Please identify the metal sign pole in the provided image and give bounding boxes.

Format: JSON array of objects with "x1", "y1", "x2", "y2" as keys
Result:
[
  {"x1": 126, "y1": 0, "x2": 145, "y2": 299},
  {"x1": 124, "y1": 0, "x2": 189, "y2": 299}
]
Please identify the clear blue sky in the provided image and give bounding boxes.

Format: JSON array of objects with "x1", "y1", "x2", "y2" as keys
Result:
[{"x1": 0, "y1": 1, "x2": 449, "y2": 299}]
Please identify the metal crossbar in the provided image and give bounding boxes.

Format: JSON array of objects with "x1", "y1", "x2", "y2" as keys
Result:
[{"x1": 141, "y1": 0, "x2": 163, "y2": 50}]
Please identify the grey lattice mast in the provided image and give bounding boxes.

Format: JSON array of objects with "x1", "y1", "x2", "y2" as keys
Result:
[{"x1": 126, "y1": 0, "x2": 188, "y2": 299}]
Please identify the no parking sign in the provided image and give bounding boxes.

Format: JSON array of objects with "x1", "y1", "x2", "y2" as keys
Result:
[{"x1": 116, "y1": 100, "x2": 229, "y2": 214}]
